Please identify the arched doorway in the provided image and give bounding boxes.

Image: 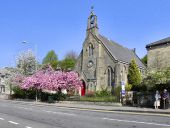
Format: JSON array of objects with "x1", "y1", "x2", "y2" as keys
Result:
[{"x1": 81, "y1": 80, "x2": 86, "y2": 96}]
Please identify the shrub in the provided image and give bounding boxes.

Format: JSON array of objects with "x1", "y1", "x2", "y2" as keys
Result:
[
  {"x1": 25, "y1": 89, "x2": 36, "y2": 99},
  {"x1": 12, "y1": 86, "x2": 25, "y2": 99},
  {"x1": 112, "y1": 86, "x2": 121, "y2": 102},
  {"x1": 12, "y1": 86, "x2": 37, "y2": 99},
  {"x1": 53, "y1": 92, "x2": 67, "y2": 101},
  {"x1": 40, "y1": 92, "x2": 50, "y2": 102},
  {"x1": 40, "y1": 91, "x2": 67, "y2": 102},
  {"x1": 125, "y1": 84, "x2": 132, "y2": 91},
  {"x1": 128, "y1": 59, "x2": 142, "y2": 91},
  {"x1": 95, "y1": 88, "x2": 111, "y2": 97},
  {"x1": 85, "y1": 91, "x2": 95, "y2": 97}
]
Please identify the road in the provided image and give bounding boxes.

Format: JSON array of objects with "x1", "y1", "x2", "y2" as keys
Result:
[{"x1": 0, "y1": 100, "x2": 170, "y2": 128}]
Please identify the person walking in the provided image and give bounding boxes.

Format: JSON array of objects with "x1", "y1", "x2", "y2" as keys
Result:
[
  {"x1": 154, "y1": 90, "x2": 161, "y2": 109},
  {"x1": 162, "y1": 89, "x2": 169, "y2": 109}
]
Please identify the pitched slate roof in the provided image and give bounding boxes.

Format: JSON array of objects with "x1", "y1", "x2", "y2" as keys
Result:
[
  {"x1": 98, "y1": 34, "x2": 145, "y2": 69},
  {"x1": 146, "y1": 37, "x2": 170, "y2": 48}
]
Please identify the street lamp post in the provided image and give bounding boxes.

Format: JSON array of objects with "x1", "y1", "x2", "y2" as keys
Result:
[{"x1": 21, "y1": 41, "x2": 38, "y2": 102}]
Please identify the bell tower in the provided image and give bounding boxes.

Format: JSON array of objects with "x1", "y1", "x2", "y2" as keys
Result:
[{"x1": 86, "y1": 6, "x2": 98, "y2": 36}]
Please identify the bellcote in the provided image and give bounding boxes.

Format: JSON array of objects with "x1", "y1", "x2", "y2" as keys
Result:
[{"x1": 86, "y1": 7, "x2": 98, "y2": 36}]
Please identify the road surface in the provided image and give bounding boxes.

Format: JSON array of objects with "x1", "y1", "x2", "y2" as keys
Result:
[{"x1": 0, "y1": 100, "x2": 170, "y2": 128}]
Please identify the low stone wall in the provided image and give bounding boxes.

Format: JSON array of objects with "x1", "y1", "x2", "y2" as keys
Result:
[
  {"x1": 60, "y1": 101, "x2": 122, "y2": 106},
  {"x1": 124, "y1": 91, "x2": 170, "y2": 108},
  {"x1": 0, "y1": 94, "x2": 10, "y2": 99}
]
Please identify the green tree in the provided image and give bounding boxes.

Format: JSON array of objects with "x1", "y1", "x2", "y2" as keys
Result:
[
  {"x1": 59, "y1": 50, "x2": 78, "y2": 71},
  {"x1": 64, "y1": 50, "x2": 78, "y2": 61},
  {"x1": 141, "y1": 55, "x2": 147, "y2": 66},
  {"x1": 128, "y1": 59, "x2": 142, "y2": 91},
  {"x1": 42, "y1": 50, "x2": 58, "y2": 70},
  {"x1": 141, "y1": 68, "x2": 170, "y2": 91},
  {"x1": 59, "y1": 58, "x2": 76, "y2": 71}
]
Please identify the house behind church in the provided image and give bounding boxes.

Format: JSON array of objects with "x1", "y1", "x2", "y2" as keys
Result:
[
  {"x1": 0, "y1": 68, "x2": 12, "y2": 99},
  {"x1": 75, "y1": 9, "x2": 146, "y2": 95},
  {"x1": 146, "y1": 37, "x2": 170, "y2": 71}
]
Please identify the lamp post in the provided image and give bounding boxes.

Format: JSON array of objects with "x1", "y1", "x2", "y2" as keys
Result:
[
  {"x1": 21, "y1": 41, "x2": 38, "y2": 72},
  {"x1": 21, "y1": 41, "x2": 38, "y2": 101}
]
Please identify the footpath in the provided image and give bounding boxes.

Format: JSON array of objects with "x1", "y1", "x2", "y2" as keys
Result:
[{"x1": 4, "y1": 99, "x2": 170, "y2": 115}]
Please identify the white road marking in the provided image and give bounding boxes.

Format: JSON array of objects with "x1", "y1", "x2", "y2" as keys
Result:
[
  {"x1": 15, "y1": 106, "x2": 32, "y2": 110},
  {"x1": 25, "y1": 126, "x2": 32, "y2": 128},
  {"x1": 23, "y1": 107, "x2": 32, "y2": 110},
  {"x1": 8, "y1": 121, "x2": 19, "y2": 125},
  {"x1": 102, "y1": 118, "x2": 170, "y2": 127},
  {"x1": 42, "y1": 110, "x2": 76, "y2": 116},
  {"x1": 0, "y1": 118, "x2": 4, "y2": 120}
]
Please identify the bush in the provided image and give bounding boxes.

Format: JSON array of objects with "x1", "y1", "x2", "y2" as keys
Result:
[
  {"x1": 112, "y1": 86, "x2": 121, "y2": 102},
  {"x1": 40, "y1": 92, "x2": 50, "y2": 102},
  {"x1": 78, "y1": 88, "x2": 118, "y2": 102},
  {"x1": 40, "y1": 91, "x2": 67, "y2": 102},
  {"x1": 25, "y1": 89, "x2": 36, "y2": 99},
  {"x1": 85, "y1": 91, "x2": 95, "y2": 97},
  {"x1": 95, "y1": 88, "x2": 111, "y2": 97},
  {"x1": 125, "y1": 84, "x2": 132, "y2": 91},
  {"x1": 12, "y1": 86, "x2": 38, "y2": 100},
  {"x1": 12, "y1": 85, "x2": 68, "y2": 102},
  {"x1": 12, "y1": 86, "x2": 25, "y2": 99},
  {"x1": 136, "y1": 91, "x2": 155, "y2": 107},
  {"x1": 53, "y1": 92, "x2": 67, "y2": 101}
]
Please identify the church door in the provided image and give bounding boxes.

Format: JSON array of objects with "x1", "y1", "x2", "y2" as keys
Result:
[{"x1": 81, "y1": 80, "x2": 86, "y2": 96}]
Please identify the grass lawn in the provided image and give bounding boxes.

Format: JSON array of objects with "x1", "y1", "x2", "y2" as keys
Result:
[{"x1": 79, "y1": 96, "x2": 117, "y2": 102}]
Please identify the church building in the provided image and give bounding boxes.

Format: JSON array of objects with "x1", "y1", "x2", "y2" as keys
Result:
[{"x1": 75, "y1": 9, "x2": 145, "y2": 96}]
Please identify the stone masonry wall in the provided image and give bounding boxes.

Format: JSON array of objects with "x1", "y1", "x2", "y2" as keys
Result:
[{"x1": 147, "y1": 44, "x2": 170, "y2": 71}]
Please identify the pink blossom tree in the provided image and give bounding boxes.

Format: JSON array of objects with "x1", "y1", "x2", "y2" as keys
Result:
[{"x1": 20, "y1": 67, "x2": 82, "y2": 93}]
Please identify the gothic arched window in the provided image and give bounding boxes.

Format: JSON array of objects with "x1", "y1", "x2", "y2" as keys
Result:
[
  {"x1": 89, "y1": 43, "x2": 93, "y2": 56},
  {"x1": 107, "y1": 67, "x2": 114, "y2": 87}
]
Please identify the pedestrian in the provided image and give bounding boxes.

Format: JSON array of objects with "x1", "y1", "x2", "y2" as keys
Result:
[
  {"x1": 162, "y1": 89, "x2": 169, "y2": 109},
  {"x1": 154, "y1": 90, "x2": 161, "y2": 109}
]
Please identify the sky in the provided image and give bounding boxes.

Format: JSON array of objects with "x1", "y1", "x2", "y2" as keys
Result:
[{"x1": 0, "y1": 0, "x2": 170, "y2": 68}]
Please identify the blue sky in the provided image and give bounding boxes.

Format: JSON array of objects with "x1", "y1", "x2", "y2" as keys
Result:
[{"x1": 0, "y1": 0, "x2": 170, "y2": 68}]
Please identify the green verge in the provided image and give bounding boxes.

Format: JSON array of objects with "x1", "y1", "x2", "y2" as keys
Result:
[{"x1": 79, "y1": 96, "x2": 117, "y2": 102}]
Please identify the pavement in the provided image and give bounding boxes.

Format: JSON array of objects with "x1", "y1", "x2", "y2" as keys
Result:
[{"x1": 4, "y1": 99, "x2": 170, "y2": 115}]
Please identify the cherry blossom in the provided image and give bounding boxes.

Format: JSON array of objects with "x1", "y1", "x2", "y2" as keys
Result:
[{"x1": 19, "y1": 68, "x2": 82, "y2": 92}]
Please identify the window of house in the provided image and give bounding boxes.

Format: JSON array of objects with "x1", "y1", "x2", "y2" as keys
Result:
[
  {"x1": 0, "y1": 85, "x2": 5, "y2": 93},
  {"x1": 3, "y1": 86, "x2": 5, "y2": 92}
]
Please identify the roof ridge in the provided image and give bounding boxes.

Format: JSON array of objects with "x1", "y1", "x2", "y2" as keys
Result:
[
  {"x1": 146, "y1": 37, "x2": 170, "y2": 48},
  {"x1": 99, "y1": 34, "x2": 133, "y2": 52}
]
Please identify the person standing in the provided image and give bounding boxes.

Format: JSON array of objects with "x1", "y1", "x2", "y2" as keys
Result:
[
  {"x1": 154, "y1": 90, "x2": 161, "y2": 109},
  {"x1": 162, "y1": 89, "x2": 169, "y2": 109}
]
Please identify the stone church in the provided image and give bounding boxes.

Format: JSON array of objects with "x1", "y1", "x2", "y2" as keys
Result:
[{"x1": 75, "y1": 9, "x2": 145, "y2": 95}]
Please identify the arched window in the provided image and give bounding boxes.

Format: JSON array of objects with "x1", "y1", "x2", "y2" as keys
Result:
[
  {"x1": 107, "y1": 67, "x2": 114, "y2": 86},
  {"x1": 89, "y1": 43, "x2": 93, "y2": 56}
]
